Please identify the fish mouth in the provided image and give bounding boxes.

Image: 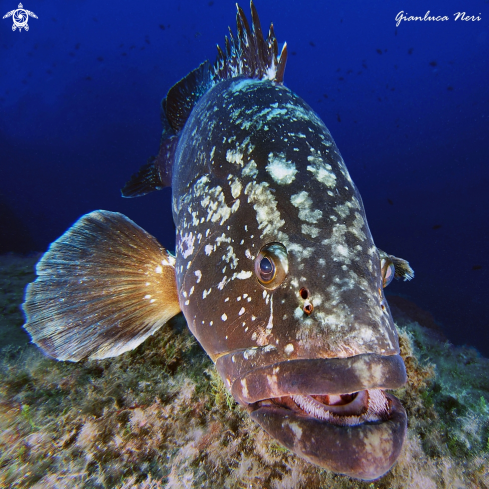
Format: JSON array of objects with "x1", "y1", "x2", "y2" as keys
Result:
[
  {"x1": 248, "y1": 389, "x2": 406, "y2": 481},
  {"x1": 216, "y1": 353, "x2": 407, "y2": 480},
  {"x1": 257, "y1": 388, "x2": 391, "y2": 427}
]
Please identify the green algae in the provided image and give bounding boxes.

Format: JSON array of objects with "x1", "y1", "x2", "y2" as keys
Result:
[{"x1": 0, "y1": 253, "x2": 488, "y2": 488}]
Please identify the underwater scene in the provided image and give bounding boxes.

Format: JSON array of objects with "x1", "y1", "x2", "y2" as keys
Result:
[{"x1": 1, "y1": 0, "x2": 488, "y2": 487}]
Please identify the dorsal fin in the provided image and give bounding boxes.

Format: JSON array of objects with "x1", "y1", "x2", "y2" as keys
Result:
[
  {"x1": 164, "y1": 61, "x2": 212, "y2": 133},
  {"x1": 163, "y1": 1, "x2": 288, "y2": 133},
  {"x1": 213, "y1": 1, "x2": 288, "y2": 84},
  {"x1": 123, "y1": 2, "x2": 288, "y2": 197}
]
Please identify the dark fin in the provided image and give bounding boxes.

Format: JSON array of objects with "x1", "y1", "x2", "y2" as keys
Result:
[
  {"x1": 378, "y1": 249, "x2": 415, "y2": 281},
  {"x1": 163, "y1": 61, "x2": 212, "y2": 133},
  {"x1": 213, "y1": 1, "x2": 288, "y2": 84},
  {"x1": 121, "y1": 135, "x2": 178, "y2": 197},
  {"x1": 126, "y1": 3, "x2": 288, "y2": 197},
  {"x1": 22, "y1": 211, "x2": 181, "y2": 362}
]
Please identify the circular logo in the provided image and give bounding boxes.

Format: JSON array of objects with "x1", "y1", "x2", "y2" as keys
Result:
[{"x1": 13, "y1": 8, "x2": 28, "y2": 31}]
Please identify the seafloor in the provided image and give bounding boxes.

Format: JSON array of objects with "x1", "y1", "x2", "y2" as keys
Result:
[{"x1": 0, "y1": 253, "x2": 488, "y2": 488}]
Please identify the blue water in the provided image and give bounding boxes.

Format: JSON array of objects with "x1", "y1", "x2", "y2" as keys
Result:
[{"x1": 1, "y1": 0, "x2": 488, "y2": 354}]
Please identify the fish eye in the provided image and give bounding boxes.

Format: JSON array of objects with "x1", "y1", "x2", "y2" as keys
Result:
[
  {"x1": 254, "y1": 243, "x2": 288, "y2": 290},
  {"x1": 381, "y1": 258, "x2": 395, "y2": 288}
]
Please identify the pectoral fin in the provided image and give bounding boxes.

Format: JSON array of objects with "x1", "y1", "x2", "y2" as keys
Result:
[
  {"x1": 378, "y1": 249, "x2": 414, "y2": 281},
  {"x1": 23, "y1": 210, "x2": 181, "y2": 362}
]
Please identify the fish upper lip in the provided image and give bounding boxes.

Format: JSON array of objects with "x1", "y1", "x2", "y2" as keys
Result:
[{"x1": 225, "y1": 353, "x2": 407, "y2": 405}]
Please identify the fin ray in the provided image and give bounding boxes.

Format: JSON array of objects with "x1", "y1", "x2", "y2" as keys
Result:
[
  {"x1": 213, "y1": 2, "x2": 287, "y2": 84},
  {"x1": 23, "y1": 210, "x2": 181, "y2": 362}
]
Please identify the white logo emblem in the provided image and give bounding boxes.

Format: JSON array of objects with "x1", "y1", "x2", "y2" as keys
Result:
[{"x1": 3, "y1": 3, "x2": 38, "y2": 32}]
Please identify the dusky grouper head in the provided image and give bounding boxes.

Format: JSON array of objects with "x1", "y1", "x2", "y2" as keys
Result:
[{"x1": 22, "y1": 2, "x2": 414, "y2": 481}]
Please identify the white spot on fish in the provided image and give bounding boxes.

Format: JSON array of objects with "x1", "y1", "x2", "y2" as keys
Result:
[
  {"x1": 240, "y1": 378, "x2": 249, "y2": 398},
  {"x1": 221, "y1": 313, "x2": 228, "y2": 321},
  {"x1": 245, "y1": 181, "x2": 285, "y2": 238},
  {"x1": 235, "y1": 270, "x2": 252, "y2": 279},
  {"x1": 290, "y1": 191, "x2": 323, "y2": 223},
  {"x1": 203, "y1": 288, "x2": 212, "y2": 299},
  {"x1": 231, "y1": 78, "x2": 258, "y2": 92},
  {"x1": 266, "y1": 296, "x2": 274, "y2": 330},
  {"x1": 307, "y1": 149, "x2": 337, "y2": 188},
  {"x1": 218, "y1": 277, "x2": 228, "y2": 290},
  {"x1": 301, "y1": 224, "x2": 320, "y2": 238},
  {"x1": 288, "y1": 422, "x2": 303, "y2": 440},
  {"x1": 230, "y1": 178, "x2": 242, "y2": 199},
  {"x1": 266, "y1": 153, "x2": 298, "y2": 185},
  {"x1": 180, "y1": 232, "x2": 195, "y2": 259},
  {"x1": 226, "y1": 149, "x2": 244, "y2": 167},
  {"x1": 242, "y1": 160, "x2": 258, "y2": 178},
  {"x1": 294, "y1": 307, "x2": 303, "y2": 319}
]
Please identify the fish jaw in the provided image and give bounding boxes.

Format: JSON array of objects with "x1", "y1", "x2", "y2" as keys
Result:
[
  {"x1": 216, "y1": 351, "x2": 407, "y2": 480},
  {"x1": 250, "y1": 392, "x2": 407, "y2": 481}
]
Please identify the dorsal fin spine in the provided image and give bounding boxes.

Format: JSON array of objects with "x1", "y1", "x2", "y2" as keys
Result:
[{"x1": 167, "y1": 2, "x2": 289, "y2": 133}]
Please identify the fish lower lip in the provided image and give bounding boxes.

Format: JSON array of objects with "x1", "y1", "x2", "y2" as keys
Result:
[
  {"x1": 250, "y1": 391, "x2": 407, "y2": 480},
  {"x1": 255, "y1": 389, "x2": 390, "y2": 426}
]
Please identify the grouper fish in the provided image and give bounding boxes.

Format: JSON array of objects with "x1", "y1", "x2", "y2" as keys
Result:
[{"x1": 22, "y1": 2, "x2": 415, "y2": 480}]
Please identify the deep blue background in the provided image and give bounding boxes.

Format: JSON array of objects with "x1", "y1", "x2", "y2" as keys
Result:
[{"x1": 1, "y1": 0, "x2": 488, "y2": 354}]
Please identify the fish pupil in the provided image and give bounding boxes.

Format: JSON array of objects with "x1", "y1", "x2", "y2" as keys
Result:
[{"x1": 260, "y1": 257, "x2": 274, "y2": 280}]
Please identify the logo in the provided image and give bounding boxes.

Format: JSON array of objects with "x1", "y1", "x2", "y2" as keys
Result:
[{"x1": 3, "y1": 3, "x2": 38, "y2": 32}]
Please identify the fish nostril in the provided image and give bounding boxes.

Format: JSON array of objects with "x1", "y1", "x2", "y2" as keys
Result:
[
  {"x1": 300, "y1": 287, "x2": 309, "y2": 300},
  {"x1": 303, "y1": 303, "x2": 313, "y2": 315}
]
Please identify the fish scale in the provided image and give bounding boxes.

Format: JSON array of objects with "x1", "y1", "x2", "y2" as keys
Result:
[{"x1": 22, "y1": 2, "x2": 415, "y2": 481}]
